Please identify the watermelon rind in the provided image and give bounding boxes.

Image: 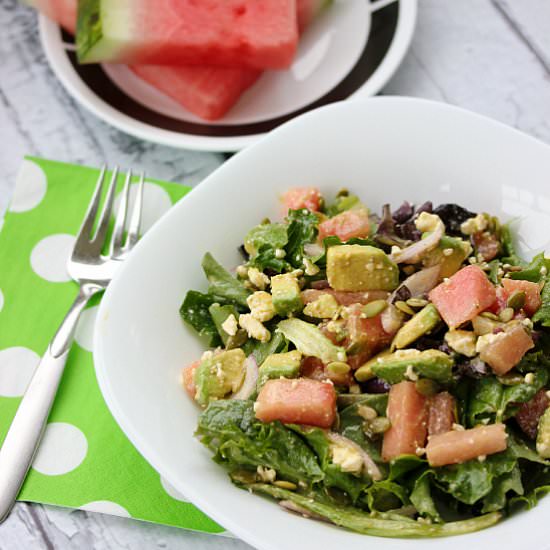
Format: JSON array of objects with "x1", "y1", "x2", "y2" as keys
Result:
[{"x1": 77, "y1": 0, "x2": 131, "y2": 64}]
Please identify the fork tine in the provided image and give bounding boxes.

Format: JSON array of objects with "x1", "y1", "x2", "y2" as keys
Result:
[
  {"x1": 124, "y1": 171, "x2": 144, "y2": 251},
  {"x1": 110, "y1": 170, "x2": 132, "y2": 256},
  {"x1": 73, "y1": 165, "x2": 107, "y2": 251},
  {"x1": 88, "y1": 167, "x2": 119, "y2": 254}
]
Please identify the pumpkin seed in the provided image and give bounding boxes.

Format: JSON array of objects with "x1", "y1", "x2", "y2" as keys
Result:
[
  {"x1": 362, "y1": 300, "x2": 388, "y2": 318},
  {"x1": 480, "y1": 311, "x2": 500, "y2": 321},
  {"x1": 369, "y1": 417, "x2": 391, "y2": 434},
  {"x1": 507, "y1": 290, "x2": 526, "y2": 311},
  {"x1": 395, "y1": 301, "x2": 415, "y2": 315},
  {"x1": 327, "y1": 362, "x2": 351, "y2": 375},
  {"x1": 498, "y1": 307, "x2": 514, "y2": 323},
  {"x1": 415, "y1": 378, "x2": 440, "y2": 397},
  {"x1": 406, "y1": 298, "x2": 429, "y2": 309}
]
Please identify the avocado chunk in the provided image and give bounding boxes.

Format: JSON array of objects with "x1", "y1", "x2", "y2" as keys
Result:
[
  {"x1": 391, "y1": 304, "x2": 441, "y2": 350},
  {"x1": 303, "y1": 294, "x2": 340, "y2": 319},
  {"x1": 423, "y1": 236, "x2": 472, "y2": 279},
  {"x1": 271, "y1": 273, "x2": 303, "y2": 316},
  {"x1": 327, "y1": 245, "x2": 399, "y2": 292},
  {"x1": 537, "y1": 407, "x2": 550, "y2": 458},
  {"x1": 277, "y1": 318, "x2": 346, "y2": 364},
  {"x1": 257, "y1": 350, "x2": 302, "y2": 390},
  {"x1": 209, "y1": 303, "x2": 247, "y2": 349},
  {"x1": 194, "y1": 348, "x2": 246, "y2": 406},
  {"x1": 354, "y1": 349, "x2": 392, "y2": 382},
  {"x1": 370, "y1": 349, "x2": 454, "y2": 384}
]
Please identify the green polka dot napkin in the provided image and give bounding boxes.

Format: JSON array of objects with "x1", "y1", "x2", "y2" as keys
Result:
[{"x1": 0, "y1": 157, "x2": 224, "y2": 534}]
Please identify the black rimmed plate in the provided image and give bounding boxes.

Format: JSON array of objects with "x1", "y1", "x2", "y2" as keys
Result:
[{"x1": 39, "y1": 0, "x2": 417, "y2": 152}]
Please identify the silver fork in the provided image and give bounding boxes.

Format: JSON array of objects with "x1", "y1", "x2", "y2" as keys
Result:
[{"x1": 0, "y1": 167, "x2": 144, "y2": 523}]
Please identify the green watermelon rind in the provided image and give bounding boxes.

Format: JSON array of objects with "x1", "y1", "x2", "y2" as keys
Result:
[
  {"x1": 77, "y1": 0, "x2": 128, "y2": 64},
  {"x1": 76, "y1": 0, "x2": 103, "y2": 63}
]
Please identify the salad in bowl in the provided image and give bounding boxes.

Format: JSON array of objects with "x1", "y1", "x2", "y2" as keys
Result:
[{"x1": 179, "y1": 186, "x2": 550, "y2": 538}]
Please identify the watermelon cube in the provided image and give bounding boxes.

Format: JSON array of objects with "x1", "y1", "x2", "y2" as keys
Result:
[
  {"x1": 255, "y1": 378, "x2": 336, "y2": 428},
  {"x1": 502, "y1": 279, "x2": 542, "y2": 316},
  {"x1": 478, "y1": 322, "x2": 534, "y2": 375},
  {"x1": 382, "y1": 381, "x2": 428, "y2": 462},
  {"x1": 318, "y1": 209, "x2": 371, "y2": 242},
  {"x1": 281, "y1": 187, "x2": 322, "y2": 212},
  {"x1": 429, "y1": 265, "x2": 497, "y2": 329},
  {"x1": 426, "y1": 424, "x2": 507, "y2": 467},
  {"x1": 77, "y1": 0, "x2": 299, "y2": 70}
]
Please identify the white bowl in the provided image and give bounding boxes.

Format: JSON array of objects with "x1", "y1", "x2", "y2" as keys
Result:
[{"x1": 94, "y1": 97, "x2": 550, "y2": 550}]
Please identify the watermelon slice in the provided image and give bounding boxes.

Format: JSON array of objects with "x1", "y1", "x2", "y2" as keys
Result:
[
  {"x1": 28, "y1": 0, "x2": 329, "y2": 120},
  {"x1": 130, "y1": 65, "x2": 262, "y2": 121},
  {"x1": 76, "y1": 0, "x2": 299, "y2": 69},
  {"x1": 23, "y1": 0, "x2": 77, "y2": 33}
]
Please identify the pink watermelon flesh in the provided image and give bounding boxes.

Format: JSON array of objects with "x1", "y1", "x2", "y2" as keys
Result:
[
  {"x1": 24, "y1": 0, "x2": 77, "y2": 33},
  {"x1": 429, "y1": 265, "x2": 497, "y2": 329},
  {"x1": 28, "y1": 0, "x2": 326, "y2": 120},
  {"x1": 130, "y1": 65, "x2": 262, "y2": 121},
  {"x1": 78, "y1": 0, "x2": 299, "y2": 70}
]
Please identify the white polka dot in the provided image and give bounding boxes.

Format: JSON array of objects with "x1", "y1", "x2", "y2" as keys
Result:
[
  {"x1": 32, "y1": 422, "x2": 88, "y2": 475},
  {"x1": 0, "y1": 347, "x2": 40, "y2": 397},
  {"x1": 160, "y1": 476, "x2": 189, "y2": 502},
  {"x1": 79, "y1": 501, "x2": 131, "y2": 518},
  {"x1": 9, "y1": 159, "x2": 48, "y2": 213},
  {"x1": 30, "y1": 234, "x2": 75, "y2": 283},
  {"x1": 114, "y1": 181, "x2": 172, "y2": 235},
  {"x1": 74, "y1": 306, "x2": 98, "y2": 352},
  {"x1": 0, "y1": 288, "x2": 3, "y2": 312}
]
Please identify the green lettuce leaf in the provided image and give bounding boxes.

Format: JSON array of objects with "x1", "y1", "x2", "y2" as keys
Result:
[
  {"x1": 500, "y1": 224, "x2": 525, "y2": 267},
  {"x1": 179, "y1": 290, "x2": 222, "y2": 347},
  {"x1": 285, "y1": 209, "x2": 319, "y2": 268},
  {"x1": 248, "y1": 483, "x2": 502, "y2": 537},
  {"x1": 434, "y1": 450, "x2": 516, "y2": 505},
  {"x1": 410, "y1": 471, "x2": 442, "y2": 522},
  {"x1": 508, "y1": 252, "x2": 550, "y2": 283},
  {"x1": 245, "y1": 223, "x2": 291, "y2": 273},
  {"x1": 467, "y1": 371, "x2": 548, "y2": 426},
  {"x1": 242, "y1": 330, "x2": 287, "y2": 366},
  {"x1": 196, "y1": 400, "x2": 323, "y2": 485},
  {"x1": 364, "y1": 480, "x2": 409, "y2": 512},
  {"x1": 481, "y1": 465, "x2": 523, "y2": 513},
  {"x1": 506, "y1": 252, "x2": 550, "y2": 325},
  {"x1": 289, "y1": 425, "x2": 369, "y2": 502},
  {"x1": 202, "y1": 252, "x2": 251, "y2": 307}
]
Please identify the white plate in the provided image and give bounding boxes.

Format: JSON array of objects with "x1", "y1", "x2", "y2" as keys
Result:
[
  {"x1": 39, "y1": 0, "x2": 417, "y2": 152},
  {"x1": 94, "y1": 97, "x2": 550, "y2": 550}
]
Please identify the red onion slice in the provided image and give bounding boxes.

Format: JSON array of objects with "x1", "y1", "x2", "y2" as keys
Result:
[
  {"x1": 327, "y1": 433, "x2": 383, "y2": 481},
  {"x1": 231, "y1": 355, "x2": 259, "y2": 400},
  {"x1": 390, "y1": 222, "x2": 444, "y2": 264},
  {"x1": 390, "y1": 265, "x2": 441, "y2": 302}
]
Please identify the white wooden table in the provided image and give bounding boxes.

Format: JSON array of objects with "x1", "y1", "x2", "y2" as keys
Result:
[{"x1": 1, "y1": 0, "x2": 550, "y2": 548}]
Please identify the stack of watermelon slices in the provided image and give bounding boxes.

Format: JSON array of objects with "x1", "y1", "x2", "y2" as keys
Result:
[{"x1": 24, "y1": 0, "x2": 329, "y2": 121}]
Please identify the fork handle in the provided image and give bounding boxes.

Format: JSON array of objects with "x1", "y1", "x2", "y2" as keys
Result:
[{"x1": 0, "y1": 282, "x2": 102, "y2": 523}]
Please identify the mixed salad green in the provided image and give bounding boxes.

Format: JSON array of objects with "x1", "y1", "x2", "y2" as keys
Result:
[{"x1": 179, "y1": 187, "x2": 550, "y2": 538}]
